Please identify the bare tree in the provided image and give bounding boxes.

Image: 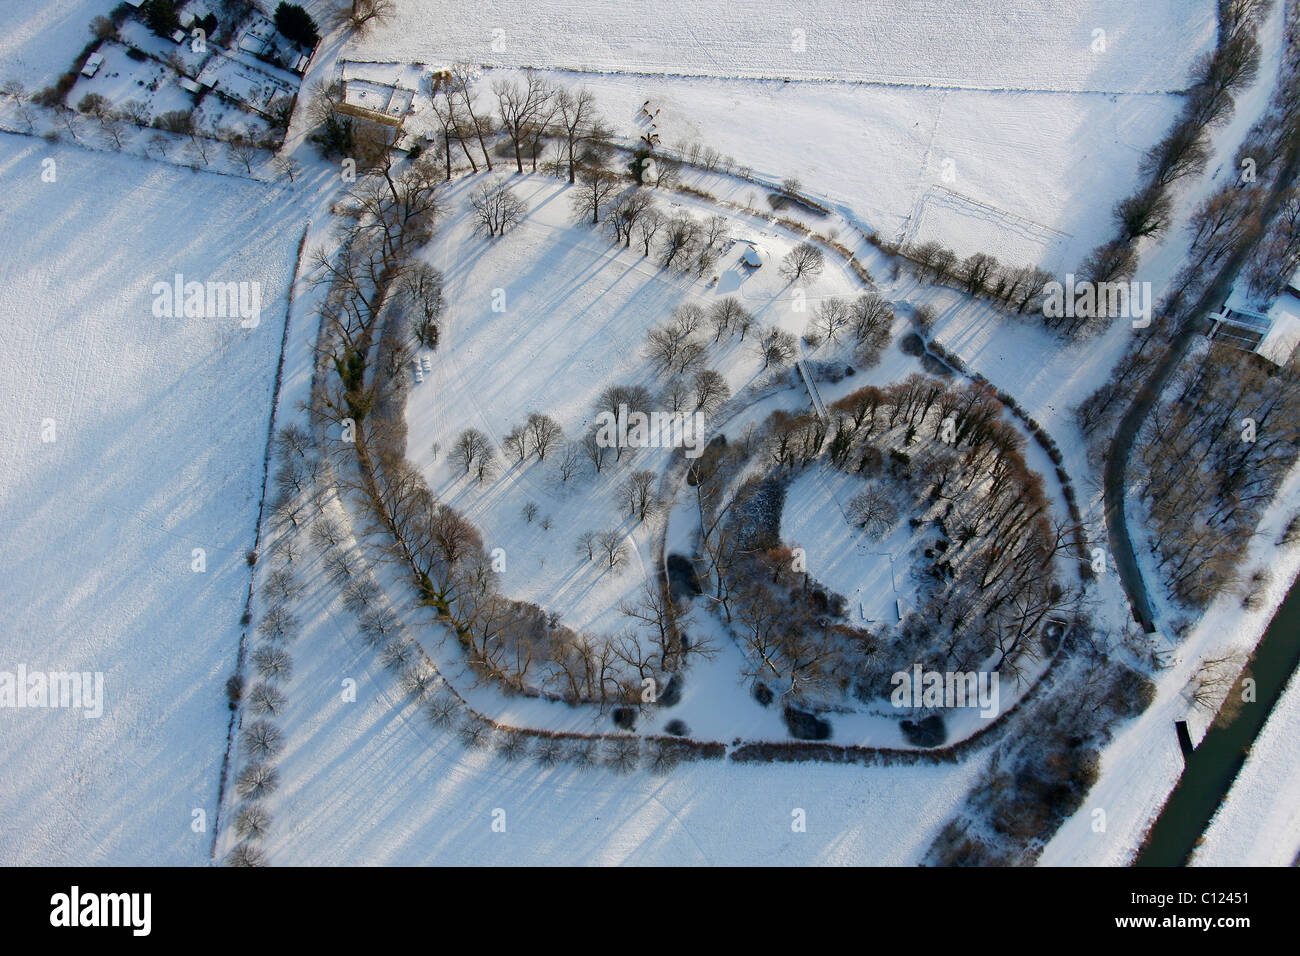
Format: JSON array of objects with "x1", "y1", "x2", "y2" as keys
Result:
[
  {"x1": 620, "y1": 470, "x2": 659, "y2": 521},
  {"x1": 555, "y1": 87, "x2": 611, "y2": 183},
  {"x1": 225, "y1": 842, "x2": 266, "y2": 866},
  {"x1": 636, "y1": 209, "x2": 664, "y2": 257},
  {"x1": 659, "y1": 213, "x2": 701, "y2": 269},
  {"x1": 608, "y1": 189, "x2": 654, "y2": 247},
  {"x1": 400, "y1": 262, "x2": 443, "y2": 348},
  {"x1": 1, "y1": 80, "x2": 34, "y2": 130},
  {"x1": 241, "y1": 720, "x2": 284, "y2": 759},
  {"x1": 693, "y1": 368, "x2": 730, "y2": 412},
  {"x1": 252, "y1": 645, "x2": 293, "y2": 682},
  {"x1": 235, "y1": 804, "x2": 272, "y2": 840},
  {"x1": 263, "y1": 567, "x2": 300, "y2": 604},
  {"x1": 811, "y1": 297, "x2": 852, "y2": 343},
  {"x1": 273, "y1": 154, "x2": 301, "y2": 182},
  {"x1": 572, "y1": 162, "x2": 620, "y2": 224},
  {"x1": 502, "y1": 425, "x2": 529, "y2": 463},
  {"x1": 660, "y1": 376, "x2": 693, "y2": 413},
  {"x1": 575, "y1": 530, "x2": 598, "y2": 561},
  {"x1": 598, "y1": 529, "x2": 628, "y2": 570},
  {"x1": 430, "y1": 86, "x2": 475, "y2": 176},
  {"x1": 1189, "y1": 650, "x2": 1246, "y2": 713},
  {"x1": 257, "y1": 605, "x2": 300, "y2": 643},
  {"x1": 469, "y1": 176, "x2": 526, "y2": 237},
  {"x1": 526, "y1": 413, "x2": 563, "y2": 460},
  {"x1": 708, "y1": 297, "x2": 750, "y2": 342},
  {"x1": 850, "y1": 293, "x2": 895, "y2": 363},
  {"x1": 334, "y1": 0, "x2": 396, "y2": 34},
  {"x1": 779, "y1": 242, "x2": 824, "y2": 282},
  {"x1": 493, "y1": 70, "x2": 555, "y2": 173},
  {"x1": 235, "y1": 762, "x2": 279, "y2": 800},
  {"x1": 248, "y1": 682, "x2": 287, "y2": 717},
  {"x1": 755, "y1": 325, "x2": 798, "y2": 370},
  {"x1": 227, "y1": 136, "x2": 259, "y2": 174},
  {"x1": 449, "y1": 64, "x2": 494, "y2": 171},
  {"x1": 451, "y1": 428, "x2": 492, "y2": 475},
  {"x1": 581, "y1": 428, "x2": 608, "y2": 473},
  {"x1": 1114, "y1": 185, "x2": 1174, "y2": 241},
  {"x1": 846, "y1": 484, "x2": 898, "y2": 538},
  {"x1": 556, "y1": 441, "x2": 582, "y2": 482}
]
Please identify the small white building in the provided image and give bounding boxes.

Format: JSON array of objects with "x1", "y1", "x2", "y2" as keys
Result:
[
  {"x1": 1209, "y1": 271, "x2": 1300, "y2": 366},
  {"x1": 80, "y1": 53, "x2": 105, "y2": 78},
  {"x1": 738, "y1": 242, "x2": 766, "y2": 268}
]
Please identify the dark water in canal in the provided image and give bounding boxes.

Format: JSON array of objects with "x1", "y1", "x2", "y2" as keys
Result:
[{"x1": 1135, "y1": 576, "x2": 1300, "y2": 866}]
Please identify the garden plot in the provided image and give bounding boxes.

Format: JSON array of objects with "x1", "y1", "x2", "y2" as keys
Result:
[
  {"x1": 349, "y1": 0, "x2": 1215, "y2": 92},
  {"x1": 70, "y1": 41, "x2": 195, "y2": 121},
  {"x1": 116, "y1": 18, "x2": 207, "y2": 71},
  {"x1": 406, "y1": 173, "x2": 860, "y2": 640},
  {"x1": 196, "y1": 51, "x2": 297, "y2": 116}
]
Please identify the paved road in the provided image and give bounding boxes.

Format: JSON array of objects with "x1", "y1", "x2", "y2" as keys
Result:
[{"x1": 1103, "y1": 144, "x2": 1300, "y2": 634}]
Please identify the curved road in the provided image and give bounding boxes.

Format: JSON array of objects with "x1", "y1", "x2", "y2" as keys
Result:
[{"x1": 1103, "y1": 143, "x2": 1300, "y2": 634}]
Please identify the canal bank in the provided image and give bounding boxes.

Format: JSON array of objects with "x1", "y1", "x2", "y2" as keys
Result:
[{"x1": 1134, "y1": 573, "x2": 1300, "y2": 866}]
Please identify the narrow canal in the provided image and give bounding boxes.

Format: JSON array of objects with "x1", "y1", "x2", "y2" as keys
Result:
[{"x1": 1135, "y1": 574, "x2": 1300, "y2": 866}]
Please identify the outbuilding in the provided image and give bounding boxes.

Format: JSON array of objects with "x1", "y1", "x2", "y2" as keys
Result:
[{"x1": 739, "y1": 242, "x2": 765, "y2": 268}]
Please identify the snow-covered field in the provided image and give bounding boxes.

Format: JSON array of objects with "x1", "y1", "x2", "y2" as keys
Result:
[
  {"x1": 358, "y1": 0, "x2": 1218, "y2": 272},
  {"x1": 0, "y1": 0, "x2": 116, "y2": 88},
  {"x1": 406, "y1": 66, "x2": 1190, "y2": 272},
  {"x1": 0, "y1": 136, "x2": 303, "y2": 864},
  {"x1": 4, "y1": 0, "x2": 1297, "y2": 871},
  {"x1": 351, "y1": 0, "x2": 1215, "y2": 91}
]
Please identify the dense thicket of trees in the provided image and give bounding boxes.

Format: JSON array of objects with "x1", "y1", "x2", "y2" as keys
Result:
[
  {"x1": 689, "y1": 375, "x2": 1076, "y2": 709},
  {"x1": 1135, "y1": 344, "x2": 1300, "y2": 607}
]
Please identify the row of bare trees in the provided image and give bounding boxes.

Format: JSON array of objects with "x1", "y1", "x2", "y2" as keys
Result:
[
  {"x1": 688, "y1": 375, "x2": 1077, "y2": 707},
  {"x1": 806, "y1": 292, "x2": 895, "y2": 366},
  {"x1": 1063, "y1": 0, "x2": 1267, "y2": 333},
  {"x1": 430, "y1": 67, "x2": 615, "y2": 182}
]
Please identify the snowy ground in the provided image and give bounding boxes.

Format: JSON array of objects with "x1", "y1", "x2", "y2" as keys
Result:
[
  {"x1": 350, "y1": 0, "x2": 1215, "y2": 91},
  {"x1": 0, "y1": 136, "x2": 305, "y2": 864},
  {"x1": 1194, "y1": 664, "x2": 1300, "y2": 867},
  {"x1": 408, "y1": 173, "x2": 861, "y2": 640},
  {"x1": 4, "y1": 0, "x2": 1296, "y2": 869},
  {"x1": 0, "y1": 0, "x2": 117, "y2": 88},
  {"x1": 398, "y1": 64, "x2": 1190, "y2": 272}
]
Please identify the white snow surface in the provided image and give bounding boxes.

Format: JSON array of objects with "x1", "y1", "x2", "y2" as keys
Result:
[
  {"x1": 0, "y1": 136, "x2": 303, "y2": 864},
  {"x1": 350, "y1": 0, "x2": 1215, "y2": 92}
]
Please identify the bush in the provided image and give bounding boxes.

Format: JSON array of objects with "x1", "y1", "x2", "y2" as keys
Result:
[
  {"x1": 782, "y1": 706, "x2": 831, "y2": 740},
  {"x1": 224, "y1": 674, "x2": 244, "y2": 709},
  {"x1": 900, "y1": 714, "x2": 947, "y2": 747},
  {"x1": 34, "y1": 73, "x2": 77, "y2": 107}
]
